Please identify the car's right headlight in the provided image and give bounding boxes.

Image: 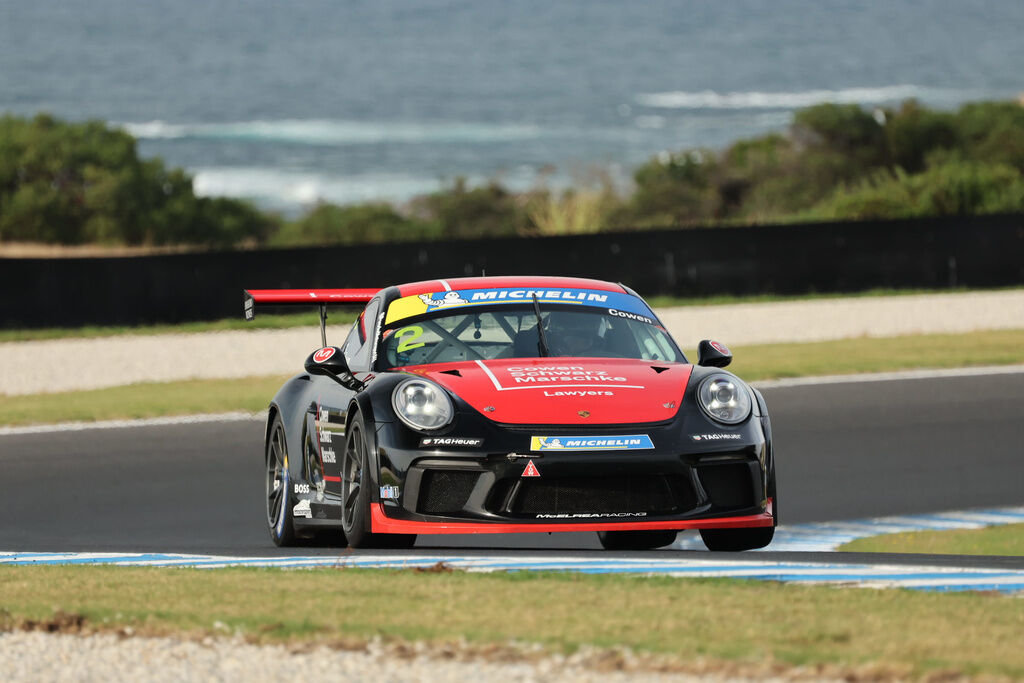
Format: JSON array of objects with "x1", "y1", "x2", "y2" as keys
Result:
[
  {"x1": 391, "y1": 379, "x2": 454, "y2": 431},
  {"x1": 697, "y1": 374, "x2": 752, "y2": 425}
]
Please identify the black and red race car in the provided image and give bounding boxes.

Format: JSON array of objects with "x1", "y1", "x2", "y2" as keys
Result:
[{"x1": 245, "y1": 276, "x2": 776, "y2": 551}]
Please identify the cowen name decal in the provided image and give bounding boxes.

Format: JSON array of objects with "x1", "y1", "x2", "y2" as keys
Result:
[{"x1": 530, "y1": 435, "x2": 655, "y2": 451}]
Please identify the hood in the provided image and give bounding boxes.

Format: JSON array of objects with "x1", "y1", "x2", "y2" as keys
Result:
[{"x1": 404, "y1": 358, "x2": 692, "y2": 425}]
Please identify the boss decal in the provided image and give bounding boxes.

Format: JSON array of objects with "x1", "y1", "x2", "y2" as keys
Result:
[
  {"x1": 313, "y1": 347, "x2": 335, "y2": 363},
  {"x1": 419, "y1": 436, "x2": 484, "y2": 448},
  {"x1": 294, "y1": 483, "x2": 310, "y2": 494},
  {"x1": 690, "y1": 433, "x2": 742, "y2": 442},
  {"x1": 530, "y1": 435, "x2": 654, "y2": 451}
]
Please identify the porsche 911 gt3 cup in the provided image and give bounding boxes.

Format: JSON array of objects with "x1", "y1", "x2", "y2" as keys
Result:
[{"x1": 245, "y1": 276, "x2": 776, "y2": 551}]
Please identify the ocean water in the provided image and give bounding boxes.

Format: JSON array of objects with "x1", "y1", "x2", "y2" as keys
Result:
[{"x1": 2, "y1": 0, "x2": 1022, "y2": 214}]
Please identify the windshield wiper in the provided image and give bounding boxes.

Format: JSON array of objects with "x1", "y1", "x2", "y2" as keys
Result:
[{"x1": 531, "y1": 294, "x2": 550, "y2": 357}]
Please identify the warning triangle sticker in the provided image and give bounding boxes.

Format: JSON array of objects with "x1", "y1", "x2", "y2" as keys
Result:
[{"x1": 521, "y1": 460, "x2": 541, "y2": 477}]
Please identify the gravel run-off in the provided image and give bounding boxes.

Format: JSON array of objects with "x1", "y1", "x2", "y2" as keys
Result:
[
  {"x1": 2, "y1": 290, "x2": 1022, "y2": 396},
  {"x1": 0, "y1": 631, "x2": 846, "y2": 683}
]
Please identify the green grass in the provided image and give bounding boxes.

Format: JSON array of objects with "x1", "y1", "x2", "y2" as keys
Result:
[
  {"x1": 0, "y1": 311, "x2": 356, "y2": 343},
  {"x1": 3, "y1": 286, "x2": 1018, "y2": 343},
  {"x1": 840, "y1": 523, "x2": 1024, "y2": 556},
  {"x1": 642, "y1": 285, "x2": 1020, "y2": 309},
  {"x1": 0, "y1": 376, "x2": 289, "y2": 425},
  {"x1": 1, "y1": 565, "x2": 1022, "y2": 678},
  {"x1": 2, "y1": 329, "x2": 1022, "y2": 427},
  {"x1": 722, "y1": 328, "x2": 1024, "y2": 381}
]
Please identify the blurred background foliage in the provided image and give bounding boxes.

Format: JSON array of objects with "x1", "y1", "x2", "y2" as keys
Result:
[{"x1": 1, "y1": 100, "x2": 1023, "y2": 248}]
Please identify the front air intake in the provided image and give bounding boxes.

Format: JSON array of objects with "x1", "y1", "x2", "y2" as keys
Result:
[
  {"x1": 417, "y1": 470, "x2": 478, "y2": 515},
  {"x1": 506, "y1": 474, "x2": 696, "y2": 516}
]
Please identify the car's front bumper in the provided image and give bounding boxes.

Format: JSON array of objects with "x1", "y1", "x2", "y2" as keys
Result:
[{"x1": 372, "y1": 415, "x2": 774, "y2": 534}]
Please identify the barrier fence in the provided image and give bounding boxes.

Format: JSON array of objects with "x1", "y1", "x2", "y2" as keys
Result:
[{"x1": 2, "y1": 214, "x2": 1022, "y2": 328}]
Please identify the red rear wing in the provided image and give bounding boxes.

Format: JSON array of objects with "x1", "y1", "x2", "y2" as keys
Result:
[{"x1": 243, "y1": 288, "x2": 379, "y2": 320}]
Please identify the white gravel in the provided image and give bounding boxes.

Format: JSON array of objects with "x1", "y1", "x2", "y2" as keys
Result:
[
  {"x1": 0, "y1": 631, "x2": 832, "y2": 683},
  {"x1": 1, "y1": 290, "x2": 1022, "y2": 396}
]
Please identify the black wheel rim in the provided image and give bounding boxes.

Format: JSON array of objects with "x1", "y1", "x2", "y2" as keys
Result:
[
  {"x1": 266, "y1": 424, "x2": 287, "y2": 529},
  {"x1": 341, "y1": 424, "x2": 363, "y2": 532}
]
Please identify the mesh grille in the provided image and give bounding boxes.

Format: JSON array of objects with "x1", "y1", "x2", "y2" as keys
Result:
[
  {"x1": 417, "y1": 470, "x2": 479, "y2": 515},
  {"x1": 698, "y1": 463, "x2": 755, "y2": 509},
  {"x1": 510, "y1": 474, "x2": 695, "y2": 515}
]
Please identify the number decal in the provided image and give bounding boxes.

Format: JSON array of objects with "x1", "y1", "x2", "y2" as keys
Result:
[{"x1": 395, "y1": 326, "x2": 426, "y2": 353}]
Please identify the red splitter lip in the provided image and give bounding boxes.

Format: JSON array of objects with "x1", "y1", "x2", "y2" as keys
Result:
[{"x1": 370, "y1": 503, "x2": 773, "y2": 535}]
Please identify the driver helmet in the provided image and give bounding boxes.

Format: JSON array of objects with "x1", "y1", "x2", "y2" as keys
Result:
[{"x1": 546, "y1": 311, "x2": 602, "y2": 356}]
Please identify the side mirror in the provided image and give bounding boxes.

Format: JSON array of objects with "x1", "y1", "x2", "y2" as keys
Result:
[
  {"x1": 697, "y1": 340, "x2": 732, "y2": 368},
  {"x1": 304, "y1": 346, "x2": 363, "y2": 390}
]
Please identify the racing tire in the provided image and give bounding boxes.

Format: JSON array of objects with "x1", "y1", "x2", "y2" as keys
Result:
[
  {"x1": 700, "y1": 460, "x2": 777, "y2": 551},
  {"x1": 597, "y1": 530, "x2": 678, "y2": 550},
  {"x1": 341, "y1": 413, "x2": 417, "y2": 549},
  {"x1": 698, "y1": 525, "x2": 774, "y2": 552},
  {"x1": 266, "y1": 414, "x2": 298, "y2": 547}
]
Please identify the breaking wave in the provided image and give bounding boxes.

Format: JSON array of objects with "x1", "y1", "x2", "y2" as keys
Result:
[
  {"x1": 191, "y1": 167, "x2": 447, "y2": 209},
  {"x1": 635, "y1": 85, "x2": 972, "y2": 110},
  {"x1": 120, "y1": 119, "x2": 546, "y2": 145}
]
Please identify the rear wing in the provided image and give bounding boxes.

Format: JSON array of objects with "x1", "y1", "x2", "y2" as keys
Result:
[{"x1": 243, "y1": 288, "x2": 380, "y2": 346}]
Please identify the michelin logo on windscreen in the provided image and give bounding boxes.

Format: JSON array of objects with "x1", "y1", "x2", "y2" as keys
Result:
[
  {"x1": 530, "y1": 435, "x2": 654, "y2": 451},
  {"x1": 387, "y1": 286, "x2": 657, "y2": 324}
]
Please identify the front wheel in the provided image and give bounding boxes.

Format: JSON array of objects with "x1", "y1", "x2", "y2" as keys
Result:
[
  {"x1": 266, "y1": 414, "x2": 297, "y2": 547},
  {"x1": 699, "y1": 526, "x2": 774, "y2": 551},
  {"x1": 597, "y1": 529, "x2": 678, "y2": 550},
  {"x1": 341, "y1": 414, "x2": 417, "y2": 549}
]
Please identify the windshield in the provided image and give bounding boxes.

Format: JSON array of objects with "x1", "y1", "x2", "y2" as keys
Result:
[{"x1": 379, "y1": 305, "x2": 684, "y2": 369}]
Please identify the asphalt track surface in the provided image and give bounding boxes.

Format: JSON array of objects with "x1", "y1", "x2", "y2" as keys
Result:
[{"x1": 2, "y1": 371, "x2": 1022, "y2": 569}]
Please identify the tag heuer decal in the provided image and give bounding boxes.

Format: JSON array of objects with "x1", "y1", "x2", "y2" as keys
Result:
[{"x1": 419, "y1": 436, "x2": 484, "y2": 448}]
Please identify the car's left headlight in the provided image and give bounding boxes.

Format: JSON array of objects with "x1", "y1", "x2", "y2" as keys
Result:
[
  {"x1": 392, "y1": 379, "x2": 454, "y2": 431},
  {"x1": 697, "y1": 374, "x2": 752, "y2": 425}
]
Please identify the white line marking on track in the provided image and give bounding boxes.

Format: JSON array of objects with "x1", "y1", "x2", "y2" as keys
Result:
[
  {"x1": 5, "y1": 365, "x2": 1022, "y2": 435},
  {"x1": 0, "y1": 412, "x2": 263, "y2": 436},
  {"x1": 753, "y1": 364, "x2": 1024, "y2": 390},
  {"x1": 3, "y1": 506, "x2": 1022, "y2": 593}
]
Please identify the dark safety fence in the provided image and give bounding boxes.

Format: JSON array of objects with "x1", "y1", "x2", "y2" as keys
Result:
[{"x1": 2, "y1": 213, "x2": 1022, "y2": 328}]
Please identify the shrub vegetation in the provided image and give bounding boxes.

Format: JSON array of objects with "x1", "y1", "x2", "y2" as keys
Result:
[{"x1": 1, "y1": 100, "x2": 1022, "y2": 247}]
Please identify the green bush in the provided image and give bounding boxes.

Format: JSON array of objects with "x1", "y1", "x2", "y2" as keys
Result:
[
  {"x1": 271, "y1": 203, "x2": 437, "y2": 246},
  {"x1": 406, "y1": 178, "x2": 533, "y2": 239},
  {"x1": 3, "y1": 100, "x2": 1023, "y2": 248},
  {"x1": 0, "y1": 113, "x2": 274, "y2": 246},
  {"x1": 809, "y1": 161, "x2": 1024, "y2": 220}
]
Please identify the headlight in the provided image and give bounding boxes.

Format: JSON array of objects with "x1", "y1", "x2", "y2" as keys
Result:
[
  {"x1": 697, "y1": 374, "x2": 752, "y2": 425},
  {"x1": 392, "y1": 379, "x2": 454, "y2": 431}
]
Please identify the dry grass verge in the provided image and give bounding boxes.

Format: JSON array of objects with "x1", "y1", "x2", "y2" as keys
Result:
[{"x1": 1, "y1": 565, "x2": 1022, "y2": 679}]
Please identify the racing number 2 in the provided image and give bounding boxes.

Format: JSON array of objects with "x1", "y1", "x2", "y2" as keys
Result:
[{"x1": 395, "y1": 325, "x2": 425, "y2": 353}]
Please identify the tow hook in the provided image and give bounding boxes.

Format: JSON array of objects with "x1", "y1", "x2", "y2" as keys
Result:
[{"x1": 506, "y1": 452, "x2": 541, "y2": 461}]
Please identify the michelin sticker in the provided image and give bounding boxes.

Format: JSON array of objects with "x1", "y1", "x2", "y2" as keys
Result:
[
  {"x1": 530, "y1": 435, "x2": 654, "y2": 451},
  {"x1": 385, "y1": 287, "x2": 656, "y2": 324},
  {"x1": 292, "y1": 500, "x2": 312, "y2": 519}
]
